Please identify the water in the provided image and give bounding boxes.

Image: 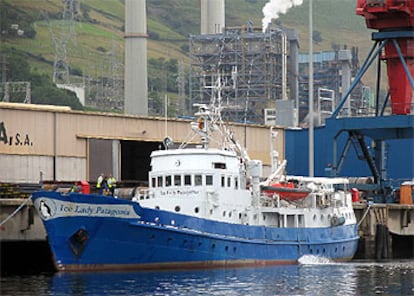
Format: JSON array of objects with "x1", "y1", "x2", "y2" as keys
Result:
[{"x1": 2, "y1": 260, "x2": 414, "y2": 296}]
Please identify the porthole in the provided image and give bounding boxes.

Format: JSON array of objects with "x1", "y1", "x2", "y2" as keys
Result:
[
  {"x1": 211, "y1": 243, "x2": 216, "y2": 249},
  {"x1": 155, "y1": 206, "x2": 160, "y2": 210},
  {"x1": 195, "y1": 207, "x2": 199, "y2": 214},
  {"x1": 239, "y1": 213, "x2": 242, "y2": 219},
  {"x1": 171, "y1": 220, "x2": 175, "y2": 225},
  {"x1": 225, "y1": 246, "x2": 229, "y2": 251},
  {"x1": 223, "y1": 211, "x2": 226, "y2": 217},
  {"x1": 175, "y1": 206, "x2": 181, "y2": 212}
]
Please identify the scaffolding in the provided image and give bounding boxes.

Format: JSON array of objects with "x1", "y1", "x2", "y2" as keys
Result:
[
  {"x1": 189, "y1": 27, "x2": 287, "y2": 124},
  {"x1": 298, "y1": 49, "x2": 364, "y2": 123}
]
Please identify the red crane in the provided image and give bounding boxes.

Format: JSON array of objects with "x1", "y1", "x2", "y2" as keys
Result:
[{"x1": 356, "y1": 0, "x2": 414, "y2": 115}]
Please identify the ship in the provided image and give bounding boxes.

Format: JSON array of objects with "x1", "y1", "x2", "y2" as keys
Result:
[{"x1": 31, "y1": 81, "x2": 359, "y2": 272}]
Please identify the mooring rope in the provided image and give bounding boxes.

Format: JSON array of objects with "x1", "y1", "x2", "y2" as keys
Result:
[
  {"x1": 357, "y1": 200, "x2": 374, "y2": 227},
  {"x1": 0, "y1": 196, "x2": 32, "y2": 227}
]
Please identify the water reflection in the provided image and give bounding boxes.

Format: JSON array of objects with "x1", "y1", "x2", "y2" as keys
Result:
[{"x1": 2, "y1": 261, "x2": 414, "y2": 296}]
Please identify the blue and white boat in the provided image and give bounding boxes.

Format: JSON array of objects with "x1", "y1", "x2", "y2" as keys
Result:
[{"x1": 32, "y1": 86, "x2": 359, "y2": 272}]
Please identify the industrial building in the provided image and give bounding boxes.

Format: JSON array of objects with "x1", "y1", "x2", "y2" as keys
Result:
[
  {"x1": 298, "y1": 48, "x2": 364, "y2": 124},
  {"x1": 0, "y1": 102, "x2": 284, "y2": 186},
  {"x1": 189, "y1": 25, "x2": 299, "y2": 125}
]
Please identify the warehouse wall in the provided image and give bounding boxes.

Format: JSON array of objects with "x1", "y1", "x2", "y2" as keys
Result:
[{"x1": 0, "y1": 103, "x2": 285, "y2": 183}]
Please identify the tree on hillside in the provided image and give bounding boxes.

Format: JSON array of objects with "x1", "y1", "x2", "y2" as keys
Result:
[{"x1": 1, "y1": 49, "x2": 82, "y2": 110}]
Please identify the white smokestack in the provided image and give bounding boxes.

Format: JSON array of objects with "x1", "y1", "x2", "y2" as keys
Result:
[
  {"x1": 262, "y1": 0, "x2": 303, "y2": 32},
  {"x1": 201, "y1": 0, "x2": 225, "y2": 34},
  {"x1": 124, "y1": 0, "x2": 148, "y2": 115}
]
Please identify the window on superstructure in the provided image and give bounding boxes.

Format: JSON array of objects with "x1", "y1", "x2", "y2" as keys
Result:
[
  {"x1": 287, "y1": 215, "x2": 295, "y2": 227},
  {"x1": 195, "y1": 174, "x2": 202, "y2": 186},
  {"x1": 221, "y1": 176, "x2": 225, "y2": 187},
  {"x1": 157, "y1": 176, "x2": 163, "y2": 187},
  {"x1": 174, "y1": 175, "x2": 181, "y2": 186},
  {"x1": 184, "y1": 175, "x2": 191, "y2": 186},
  {"x1": 213, "y1": 162, "x2": 226, "y2": 169},
  {"x1": 165, "y1": 175, "x2": 172, "y2": 187},
  {"x1": 298, "y1": 215, "x2": 304, "y2": 227},
  {"x1": 234, "y1": 177, "x2": 238, "y2": 189},
  {"x1": 227, "y1": 177, "x2": 231, "y2": 187},
  {"x1": 151, "y1": 177, "x2": 156, "y2": 188},
  {"x1": 206, "y1": 175, "x2": 213, "y2": 186}
]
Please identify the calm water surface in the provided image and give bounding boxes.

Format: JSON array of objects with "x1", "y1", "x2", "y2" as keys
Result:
[{"x1": 2, "y1": 260, "x2": 414, "y2": 296}]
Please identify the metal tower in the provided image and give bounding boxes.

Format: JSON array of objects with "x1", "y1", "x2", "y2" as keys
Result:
[{"x1": 48, "y1": 0, "x2": 78, "y2": 84}]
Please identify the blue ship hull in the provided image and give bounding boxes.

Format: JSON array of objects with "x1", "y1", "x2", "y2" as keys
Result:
[{"x1": 32, "y1": 191, "x2": 359, "y2": 271}]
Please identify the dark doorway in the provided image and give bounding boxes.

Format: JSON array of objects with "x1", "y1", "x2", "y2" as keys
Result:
[
  {"x1": 89, "y1": 139, "x2": 113, "y2": 182},
  {"x1": 121, "y1": 140, "x2": 161, "y2": 183}
]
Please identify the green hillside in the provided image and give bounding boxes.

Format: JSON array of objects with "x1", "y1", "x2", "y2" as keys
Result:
[{"x1": 0, "y1": 0, "x2": 375, "y2": 113}]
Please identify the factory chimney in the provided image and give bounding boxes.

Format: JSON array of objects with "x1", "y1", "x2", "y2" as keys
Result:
[
  {"x1": 201, "y1": 0, "x2": 225, "y2": 34},
  {"x1": 124, "y1": 0, "x2": 148, "y2": 115}
]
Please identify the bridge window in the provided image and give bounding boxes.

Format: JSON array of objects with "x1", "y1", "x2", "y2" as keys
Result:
[
  {"x1": 165, "y1": 175, "x2": 172, "y2": 187},
  {"x1": 221, "y1": 175, "x2": 225, "y2": 187},
  {"x1": 227, "y1": 177, "x2": 231, "y2": 187},
  {"x1": 195, "y1": 174, "x2": 202, "y2": 186},
  {"x1": 157, "y1": 176, "x2": 163, "y2": 187},
  {"x1": 206, "y1": 175, "x2": 213, "y2": 186},
  {"x1": 151, "y1": 177, "x2": 156, "y2": 188},
  {"x1": 174, "y1": 175, "x2": 181, "y2": 186},
  {"x1": 184, "y1": 175, "x2": 191, "y2": 186}
]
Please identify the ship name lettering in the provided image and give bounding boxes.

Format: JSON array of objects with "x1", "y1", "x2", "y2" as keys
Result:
[
  {"x1": 74, "y1": 205, "x2": 93, "y2": 215},
  {"x1": 161, "y1": 190, "x2": 200, "y2": 196},
  {"x1": 60, "y1": 204, "x2": 73, "y2": 212},
  {"x1": 95, "y1": 206, "x2": 131, "y2": 217}
]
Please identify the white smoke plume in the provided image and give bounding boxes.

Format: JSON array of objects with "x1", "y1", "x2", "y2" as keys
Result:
[{"x1": 262, "y1": 0, "x2": 304, "y2": 32}]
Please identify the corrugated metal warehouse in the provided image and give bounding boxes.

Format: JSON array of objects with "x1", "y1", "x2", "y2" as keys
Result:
[{"x1": 0, "y1": 103, "x2": 284, "y2": 184}]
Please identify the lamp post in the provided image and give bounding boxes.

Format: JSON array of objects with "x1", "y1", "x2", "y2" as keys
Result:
[{"x1": 308, "y1": 0, "x2": 314, "y2": 177}]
